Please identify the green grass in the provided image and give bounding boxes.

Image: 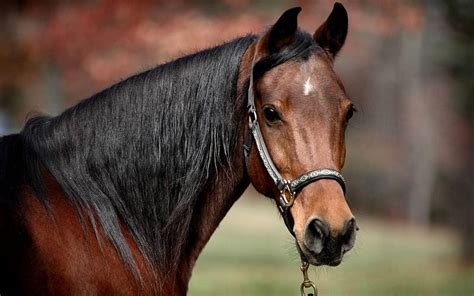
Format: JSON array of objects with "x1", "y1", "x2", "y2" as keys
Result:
[{"x1": 188, "y1": 191, "x2": 473, "y2": 296}]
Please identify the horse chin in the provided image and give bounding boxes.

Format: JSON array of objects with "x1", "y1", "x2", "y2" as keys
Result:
[{"x1": 295, "y1": 240, "x2": 343, "y2": 267}]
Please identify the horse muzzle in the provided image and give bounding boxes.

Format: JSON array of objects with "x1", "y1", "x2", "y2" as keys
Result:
[{"x1": 297, "y1": 216, "x2": 357, "y2": 266}]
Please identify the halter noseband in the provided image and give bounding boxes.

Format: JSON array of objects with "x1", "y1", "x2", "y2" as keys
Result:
[{"x1": 243, "y1": 62, "x2": 346, "y2": 237}]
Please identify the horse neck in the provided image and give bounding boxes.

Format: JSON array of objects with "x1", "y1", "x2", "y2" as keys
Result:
[
  {"x1": 170, "y1": 43, "x2": 256, "y2": 293},
  {"x1": 176, "y1": 155, "x2": 249, "y2": 288}
]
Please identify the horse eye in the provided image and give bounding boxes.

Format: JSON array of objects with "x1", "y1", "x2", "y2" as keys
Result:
[
  {"x1": 346, "y1": 105, "x2": 356, "y2": 122},
  {"x1": 263, "y1": 106, "x2": 281, "y2": 122}
]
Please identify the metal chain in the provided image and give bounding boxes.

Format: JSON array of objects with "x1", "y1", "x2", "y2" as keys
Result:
[{"x1": 300, "y1": 261, "x2": 318, "y2": 296}]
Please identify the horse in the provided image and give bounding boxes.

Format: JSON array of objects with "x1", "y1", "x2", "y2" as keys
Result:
[{"x1": 0, "y1": 3, "x2": 357, "y2": 295}]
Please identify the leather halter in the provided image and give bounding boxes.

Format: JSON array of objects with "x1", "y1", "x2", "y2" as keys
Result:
[{"x1": 243, "y1": 61, "x2": 346, "y2": 237}]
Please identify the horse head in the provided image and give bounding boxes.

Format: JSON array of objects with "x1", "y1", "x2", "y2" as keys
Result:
[{"x1": 246, "y1": 3, "x2": 357, "y2": 267}]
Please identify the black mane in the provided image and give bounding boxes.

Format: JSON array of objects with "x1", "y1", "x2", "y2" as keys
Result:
[
  {"x1": 21, "y1": 35, "x2": 256, "y2": 274},
  {"x1": 18, "y1": 29, "x2": 318, "y2": 277}
]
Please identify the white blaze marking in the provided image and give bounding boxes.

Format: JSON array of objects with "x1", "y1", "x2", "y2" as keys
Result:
[{"x1": 303, "y1": 78, "x2": 313, "y2": 96}]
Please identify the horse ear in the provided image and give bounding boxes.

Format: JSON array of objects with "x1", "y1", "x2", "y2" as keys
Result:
[
  {"x1": 266, "y1": 7, "x2": 301, "y2": 53},
  {"x1": 313, "y1": 2, "x2": 348, "y2": 58}
]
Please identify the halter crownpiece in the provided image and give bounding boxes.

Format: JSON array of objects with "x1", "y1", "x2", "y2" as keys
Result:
[{"x1": 243, "y1": 59, "x2": 347, "y2": 237}]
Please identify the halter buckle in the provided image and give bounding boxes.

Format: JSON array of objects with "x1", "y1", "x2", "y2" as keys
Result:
[
  {"x1": 248, "y1": 105, "x2": 257, "y2": 123},
  {"x1": 278, "y1": 183, "x2": 295, "y2": 212}
]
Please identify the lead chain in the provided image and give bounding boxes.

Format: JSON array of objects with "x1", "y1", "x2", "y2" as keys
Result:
[{"x1": 300, "y1": 261, "x2": 318, "y2": 296}]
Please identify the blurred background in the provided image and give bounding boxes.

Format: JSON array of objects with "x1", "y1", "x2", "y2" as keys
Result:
[{"x1": 0, "y1": 0, "x2": 472, "y2": 295}]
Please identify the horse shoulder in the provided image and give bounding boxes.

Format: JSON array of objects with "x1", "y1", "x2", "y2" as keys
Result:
[{"x1": 13, "y1": 176, "x2": 158, "y2": 295}]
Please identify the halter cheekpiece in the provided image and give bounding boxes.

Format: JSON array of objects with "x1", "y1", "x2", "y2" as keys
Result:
[{"x1": 243, "y1": 61, "x2": 347, "y2": 237}]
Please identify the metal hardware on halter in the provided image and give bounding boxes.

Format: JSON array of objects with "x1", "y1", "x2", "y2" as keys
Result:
[
  {"x1": 300, "y1": 261, "x2": 318, "y2": 296},
  {"x1": 278, "y1": 182, "x2": 295, "y2": 213},
  {"x1": 248, "y1": 105, "x2": 257, "y2": 123}
]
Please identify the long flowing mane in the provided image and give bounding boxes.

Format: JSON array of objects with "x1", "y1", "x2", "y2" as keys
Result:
[{"x1": 20, "y1": 35, "x2": 256, "y2": 274}]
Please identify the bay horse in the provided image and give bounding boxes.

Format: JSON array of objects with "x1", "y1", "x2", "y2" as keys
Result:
[{"x1": 0, "y1": 3, "x2": 357, "y2": 295}]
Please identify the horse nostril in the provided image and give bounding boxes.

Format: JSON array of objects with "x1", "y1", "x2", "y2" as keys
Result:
[
  {"x1": 304, "y1": 218, "x2": 329, "y2": 254},
  {"x1": 341, "y1": 218, "x2": 357, "y2": 254}
]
